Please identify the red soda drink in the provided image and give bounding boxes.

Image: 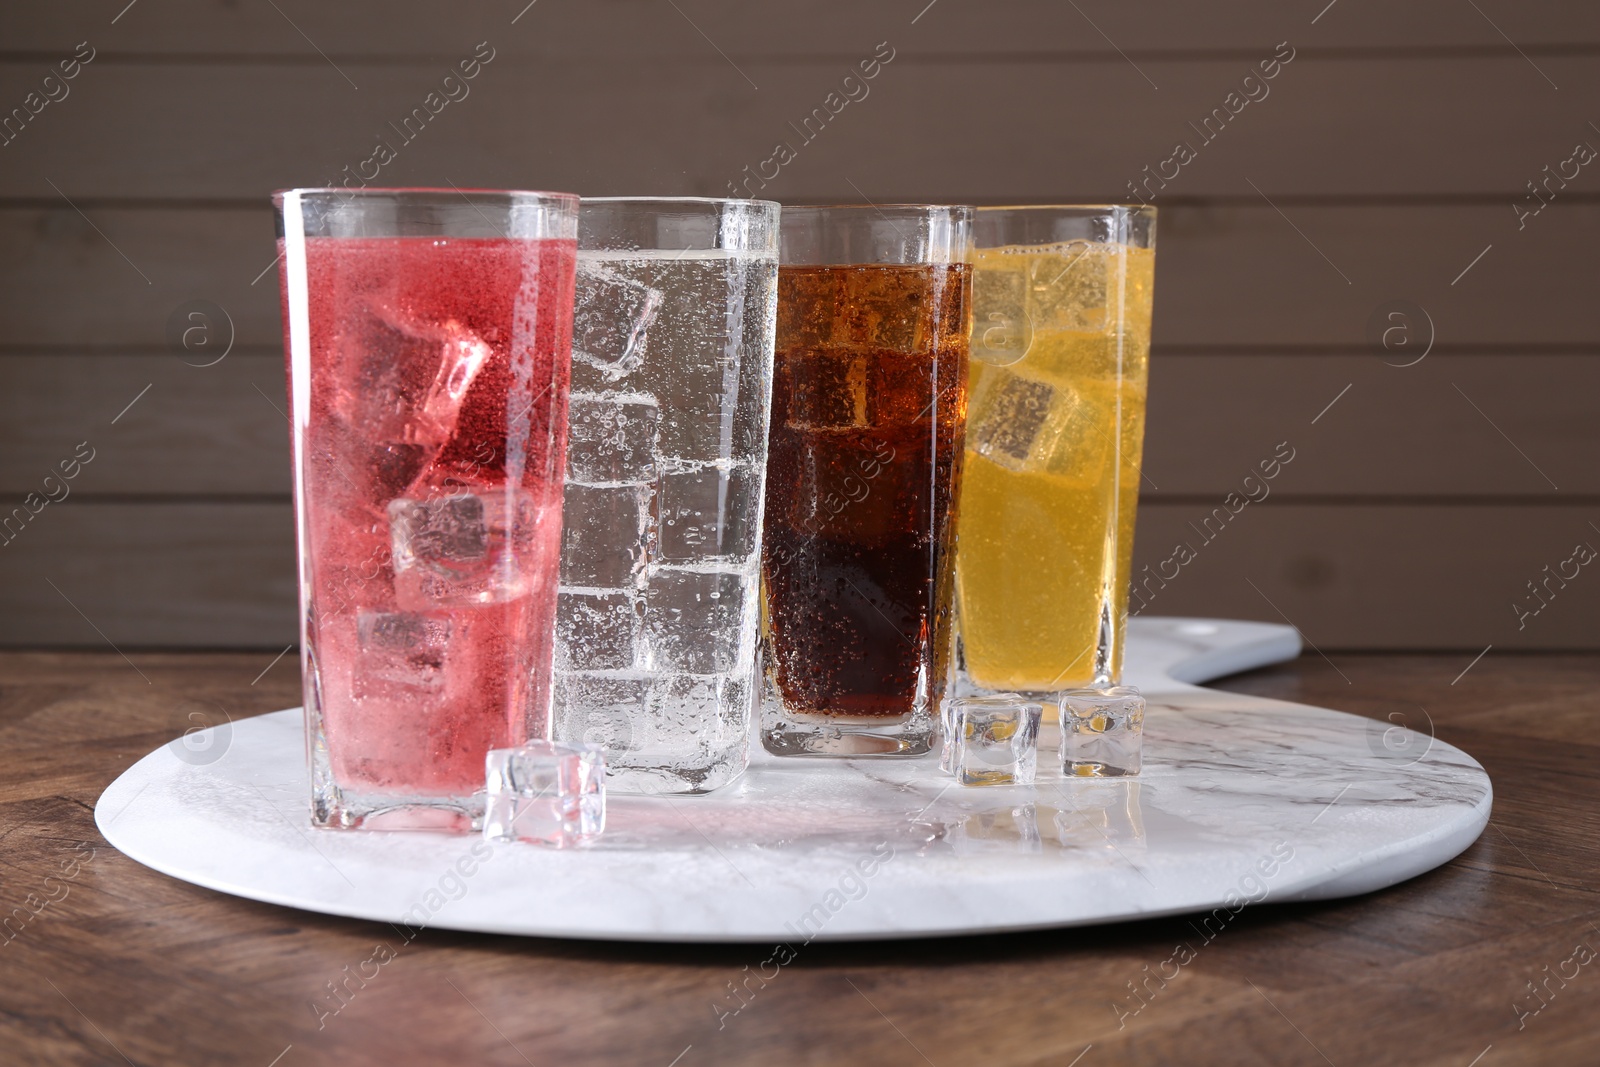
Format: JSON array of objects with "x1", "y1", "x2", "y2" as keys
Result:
[{"x1": 277, "y1": 189, "x2": 577, "y2": 830}]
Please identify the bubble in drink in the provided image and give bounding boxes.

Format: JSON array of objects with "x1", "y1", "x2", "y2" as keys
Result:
[{"x1": 565, "y1": 393, "x2": 659, "y2": 485}]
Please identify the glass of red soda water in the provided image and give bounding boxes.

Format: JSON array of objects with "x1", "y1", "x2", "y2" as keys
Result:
[{"x1": 274, "y1": 188, "x2": 579, "y2": 831}]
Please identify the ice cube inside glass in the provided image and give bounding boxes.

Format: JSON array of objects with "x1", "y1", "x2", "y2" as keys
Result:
[
  {"x1": 1060, "y1": 685, "x2": 1145, "y2": 777},
  {"x1": 484, "y1": 741, "x2": 606, "y2": 848},
  {"x1": 949, "y1": 695, "x2": 1043, "y2": 786}
]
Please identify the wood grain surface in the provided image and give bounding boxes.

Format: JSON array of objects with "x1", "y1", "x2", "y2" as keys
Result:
[
  {"x1": 7, "y1": 0, "x2": 1600, "y2": 54},
  {"x1": 3, "y1": 57, "x2": 1600, "y2": 200},
  {"x1": 0, "y1": 0, "x2": 1596, "y2": 647},
  {"x1": 1, "y1": 650, "x2": 1594, "y2": 1066},
  {"x1": 5, "y1": 205, "x2": 1596, "y2": 349},
  {"x1": 2, "y1": 351, "x2": 1592, "y2": 499}
]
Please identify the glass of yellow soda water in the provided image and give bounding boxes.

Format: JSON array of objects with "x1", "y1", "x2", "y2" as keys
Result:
[{"x1": 954, "y1": 205, "x2": 1156, "y2": 702}]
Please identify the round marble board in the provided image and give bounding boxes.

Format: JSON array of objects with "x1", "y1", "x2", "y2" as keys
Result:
[{"x1": 96, "y1": 617, "x2": 1491, "y2": 943}]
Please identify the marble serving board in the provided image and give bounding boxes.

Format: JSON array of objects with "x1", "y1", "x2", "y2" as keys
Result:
[{"x1": 95, "y1": 617, "x2": 1491, "y2": 943}]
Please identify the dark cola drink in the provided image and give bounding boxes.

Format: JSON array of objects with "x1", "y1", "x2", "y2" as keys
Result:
[{"x1": 761, "y1": 256, "x2": 970, "y2": 756}]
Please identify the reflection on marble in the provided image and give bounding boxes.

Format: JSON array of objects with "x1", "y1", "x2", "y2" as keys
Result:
[
  {"x1": 1054, "y1": 781, "x2": 1147, "y2": 853},
  {"x1": 95, "y1": 617, "x2": 1491, "y2": 942}
]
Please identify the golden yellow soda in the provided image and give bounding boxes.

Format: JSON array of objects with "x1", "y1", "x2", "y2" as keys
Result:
[{"x1": 955, "y1": 240, "x2": 1155, "y2": 694}]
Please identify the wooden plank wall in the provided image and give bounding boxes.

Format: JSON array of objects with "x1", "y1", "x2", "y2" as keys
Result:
[{"x1": 1, "y1": 1, "x2": 1597, "y2": 650}]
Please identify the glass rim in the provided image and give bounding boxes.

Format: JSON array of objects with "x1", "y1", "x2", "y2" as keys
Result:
[
  {"x1": 580, "y1": 195, "x2": 780, "y2": 210},
  {"x1": 781, "y1": 203, "x2": 973, "y2": 218},
  {"x1": 578, "y1": 196, "x2": 780, "y2": 252},
  {"x1": 778, "y1": 203, "x2": 971, "y2": 265},
  {"x1": 271, "y1": 186, "x2": 579, "y2": 207},
  {"x1": 975, "y1": 203, "x2": 1157, "y2": 217}
]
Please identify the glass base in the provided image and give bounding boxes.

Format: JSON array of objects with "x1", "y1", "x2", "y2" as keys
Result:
[
  {"x1": 603, "y1": 744, "x2": 749, "y2": 795},
  {"x1": 309, "y1": 723, "x2": 485, "y2": 832},
  {"x1": 310, "y1": 784, "x2": 482, "y2": 832},
  {"x1": 950, "y1": 673, "x2": 1076, "y2": 724},
  {"x1": 761, "y1": 709, "x2": 937, "y2": 757}
]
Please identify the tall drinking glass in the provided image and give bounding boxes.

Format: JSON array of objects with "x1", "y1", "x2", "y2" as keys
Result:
[
  {"x1": 760, "y1": 205, "x2": 972, "y2": 756},
  {"x1": 955, "y1": 205, "x2": 1155, "y2": 698},
  {"x1": 551, "y1": 197, "x2": 780, "y2": 794},
  {"x1": 275, "y1": 188, "x2": 579, "y2": 831}
]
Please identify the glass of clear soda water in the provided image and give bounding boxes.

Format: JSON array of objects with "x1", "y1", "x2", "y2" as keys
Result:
[{"x1": 551, "y1": 197, "x2": 780, "y2": 794}]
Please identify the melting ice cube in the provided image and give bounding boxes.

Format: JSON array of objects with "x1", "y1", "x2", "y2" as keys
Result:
[
  {"x1": 483, "y1": 741, "x2": 607, "y2": 848},
  {"x1": 340, "y1": 306, "x2": 496, "y2": 501},
  {"x1": 388, "y1": 490, "x2": 541, "y2": 609},
  {"x1": 947, "y1": 695, "x2": 1042, "y2": 787},
  {"x1": 970, "y1": 267, "x2": 1032, "y2": 366},
  {"x1": 967, "y1": 371, "x2": 1112, "y2": 481},
  {"x1": 785, "y1": 348, "x2": 870, "y2": 431},
  {"x1": 555, "y1": 590, "x2": 643, "y2": 671},
  {"x1": 417, "y1": 320, "x2": 493, "y2": 440},
  {"x1": 553, "y1": 675, "x2": 646, "y2": 753},
  {"x1": 644, "y1": 569, "x2": 749, "y2": 674},
  {"x1": 391, "y1": 494, "x2": 489, "y2": 564},
  {"x1": 968, "y1": 373, "x2": 1054, "y2": 470},
  {"x1": 1060, "y1": 685, "x2": 1145, "y2": 777},
  {"x1": 1028, "y1": 242, "x2": 1110, "y2": 333},
  {"x1": 573, "y1": 260, "x2": 663, "y2": 379},
  {"x1": 344, "y1": 306, "x2": 492, "y2": 448},
  {"x1": 560, "y1": 482, "x2": 650, "y2": 589},
  {"x1": 352, "y1": 611, "x2": 452, "y2": 697},
  {"x1": 647, "y1": 673, "x2": 751, "y2": 756},
  {"x1": 655, "y1": 463, "x2": 758, "y2": 563},
  {"x1": 368, "y1": 441, "x2": 431, "y2": 500}
]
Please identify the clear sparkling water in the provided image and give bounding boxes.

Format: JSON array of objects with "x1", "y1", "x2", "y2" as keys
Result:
[{"x1": 553, "y1": 249, "x2": 778, "y2": 794}]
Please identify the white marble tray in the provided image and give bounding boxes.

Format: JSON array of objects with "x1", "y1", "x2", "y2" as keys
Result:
[{"x1": 95, "y1": 617, "x2": 1491, "y2": 943}]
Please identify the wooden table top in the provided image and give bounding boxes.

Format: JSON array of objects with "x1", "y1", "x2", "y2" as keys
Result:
[{"x1": 3, "y1": 649, "x2": 1596, "y2": 1066}]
